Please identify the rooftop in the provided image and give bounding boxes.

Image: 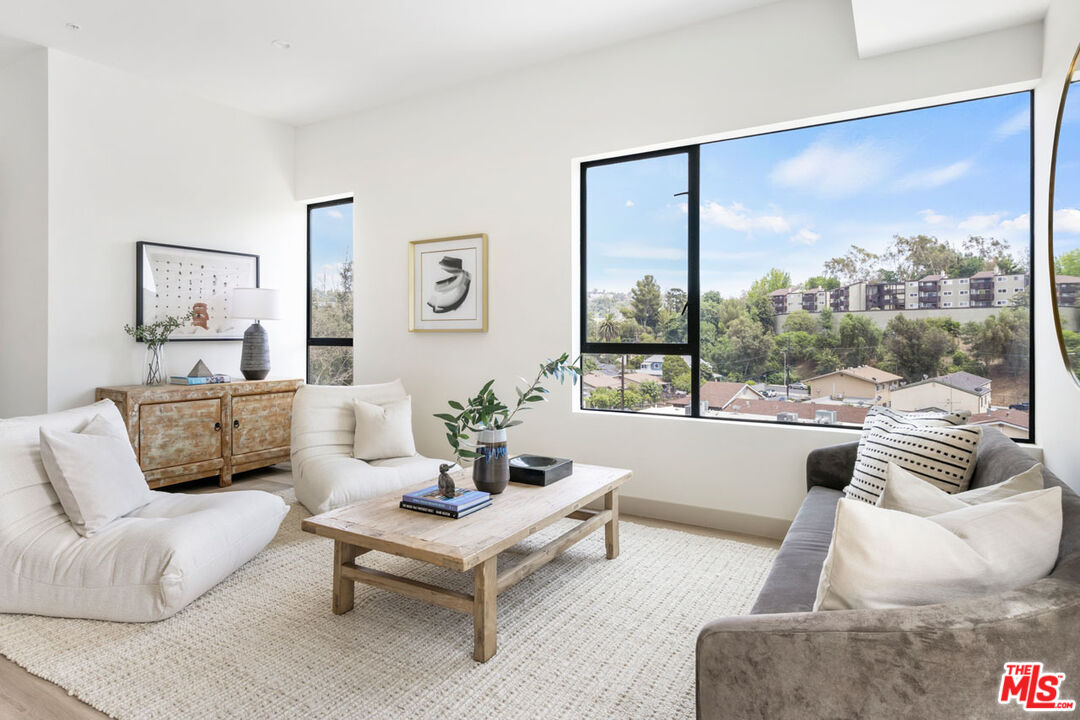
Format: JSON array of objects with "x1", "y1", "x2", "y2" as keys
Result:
[
  {"x1": 670, "y1": 381, "x2": 763, "y2": 409},
  {"x1": 805, "y1": 365, "x2": 904, "y2": 385},
  {"x1": 968, "y1": 408, "x2": 1030, "y2": 429}
]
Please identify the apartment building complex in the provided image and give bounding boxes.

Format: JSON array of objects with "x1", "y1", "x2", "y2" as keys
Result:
[
  {"x1": 1058, "y1": 274, "x2": 1080, "y2": 307},
  {"x1": 770, "y1": 271, "x2": 1030, "y2": 315}
]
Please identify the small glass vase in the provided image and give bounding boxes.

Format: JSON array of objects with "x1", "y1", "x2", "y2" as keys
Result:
[{"x1": 144, "y1": 343, "x2": 167, "y2": 385}]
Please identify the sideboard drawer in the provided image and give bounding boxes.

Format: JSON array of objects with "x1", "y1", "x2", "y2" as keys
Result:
[
  {"x1": 139, "y1": 398, "x2": 223, "y2": 470},
  {"x1": 232, "y1": 392, "x2": 293, "y2": 456}
]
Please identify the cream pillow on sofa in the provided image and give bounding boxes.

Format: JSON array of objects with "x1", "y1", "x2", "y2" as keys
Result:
[
  {"x1": 877, "y1": 462, "x2": 1045, "y2": 516},
  {"x1": 814, "y1": 487, "x2": 1062, "y2": 611},
  {"x1": 353, "y1": 396, "x2": 417, "y2": 461},
  {"x1": 39, "y1": 413, "x2": 153, "y2": 537}
]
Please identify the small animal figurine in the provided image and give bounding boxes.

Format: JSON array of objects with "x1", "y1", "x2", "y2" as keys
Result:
[{"x1": 437, "y1": 463, "x2": 456, "y2": 498}]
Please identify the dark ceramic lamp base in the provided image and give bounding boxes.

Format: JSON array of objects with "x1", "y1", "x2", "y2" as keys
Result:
[{"x1": 240, "y1": 322, "x2": 271, "y2": 381}]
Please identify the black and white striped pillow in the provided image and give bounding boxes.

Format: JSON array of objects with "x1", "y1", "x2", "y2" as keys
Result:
[{"x1": 845, "y1": 407, "x2": 977, "y2": 504}]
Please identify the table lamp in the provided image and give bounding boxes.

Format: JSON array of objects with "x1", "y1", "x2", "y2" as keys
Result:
[{"x1": 231, "y1": 288, "x2": 282, "y2": 380}]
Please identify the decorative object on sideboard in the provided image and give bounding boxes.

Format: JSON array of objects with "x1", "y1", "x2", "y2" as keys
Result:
[
  {"x1": 438, "y1": 463, "x2": 456, "y2": 497},
  {"x1": 136, "y1": 241, "x2": 259, "y2": 341},
  {"x1": 435, "y1": 353, "x2": 579, "y2": 494},
  {"x1": 188, "y1": 359, "x2": 213, "y2": 377},
  {"x1": 123, "y1": 310, "x2": 194, "y2": 385},
  {"x1": 409, "y1": 233, "x2": 488, "y2": 332},
  {"x1": 509, "y1": 455, "x2": 574, "y2": 486},
  {"x1": 231, "y1": 288, "x2": 282, "y2": 381}
]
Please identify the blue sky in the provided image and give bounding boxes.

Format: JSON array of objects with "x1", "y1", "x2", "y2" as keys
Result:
[
  {"x1": 586, "y1": 91, "x2": 1034, "y2": 296},
  {"x1": 309, "y1": 202, "x2": 353, "y2": 291},
  {"x1": 1056, "y1": 81, "x2": 1080, "y2": 265}
]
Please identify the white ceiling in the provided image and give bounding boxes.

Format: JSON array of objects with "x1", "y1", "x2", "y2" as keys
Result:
[
  {"x1": 851, "y1": 0, "x2": 1050, "y2": 58},
  {"x1": 0, "y1": 0, "x2": 1052, "y2": 127},
  {"x1": 0, "y1": 0, "x2": 777, "y2": 126}
]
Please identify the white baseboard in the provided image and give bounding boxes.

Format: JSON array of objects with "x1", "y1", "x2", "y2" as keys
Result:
[{"x1": 615, "y1": 495, "x2": 791, "y2": 541}]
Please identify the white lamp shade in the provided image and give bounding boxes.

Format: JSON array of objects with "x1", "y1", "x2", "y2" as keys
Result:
[{"x1": 231, "y1": 288, "x2": 282, "y2": 320}]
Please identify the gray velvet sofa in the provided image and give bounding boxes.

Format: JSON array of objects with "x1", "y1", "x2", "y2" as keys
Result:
[{"x1": 697, "y1": 428, "x2": 1080, "y2": 719}]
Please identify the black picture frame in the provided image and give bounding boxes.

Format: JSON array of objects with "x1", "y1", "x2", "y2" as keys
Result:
[{"x1": 135, "y1": 241, "x2": 260, "y2": 342}]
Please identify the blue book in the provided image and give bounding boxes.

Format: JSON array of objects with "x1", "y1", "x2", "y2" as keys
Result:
[{"x1": 402, "y1": 486, "x2": 490, "y2": 512}]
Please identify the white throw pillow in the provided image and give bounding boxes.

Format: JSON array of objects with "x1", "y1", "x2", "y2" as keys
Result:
[
  {"x1": 352, "y1": 396, "x2": 416, "y2": 461},
  {"x1": 39, "y1": 413, "x2": 153, "y2": 537},
  {"x1": 845, "y1": 419, "x2": 982, "y2": 505},
  {"x1": 878, "y1": 462, "x2": 1045, "y2": 516},
  {"x1": 814, "y1": 487, "x2": 1062, "y2": 610}
]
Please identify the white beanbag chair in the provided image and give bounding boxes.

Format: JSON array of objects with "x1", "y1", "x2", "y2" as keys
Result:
[
  {"x1": 0, "y1": 400, "x2": 288, "y2": 622},
  {"x1": 291, "y1": 380, "x2": 449, "y2": 514}
]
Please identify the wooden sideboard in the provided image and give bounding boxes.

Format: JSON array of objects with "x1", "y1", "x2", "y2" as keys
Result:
[{"x1": 95, "y1": 379, "x2": 302, "y2": 489}]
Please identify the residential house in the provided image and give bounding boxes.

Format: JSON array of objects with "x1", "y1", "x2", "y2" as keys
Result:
[
  {"x1": 1057, "y1": 275, "x2": 1080, "y2": 307},
  {"x1": 804, "y1": 365, "x2": 904, "y2": 403},
  {"x1": 889, "y1": 371, "x2": 992, "y2": 415},
  {"x1": 968, "y1": 408, "x2": 1031, "y2": 439},
  {"x1": 670, "y1": 381, "x2": 764, "y2": 411}
]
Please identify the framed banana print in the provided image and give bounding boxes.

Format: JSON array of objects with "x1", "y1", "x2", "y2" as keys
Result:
[{"x1": 409, "y1": 233, "x2": 488, "y2": 332}]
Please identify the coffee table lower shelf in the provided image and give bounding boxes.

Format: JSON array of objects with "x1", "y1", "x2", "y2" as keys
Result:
[{"x1": 329, "y1": 501, "x2": 619, "y2": 662}]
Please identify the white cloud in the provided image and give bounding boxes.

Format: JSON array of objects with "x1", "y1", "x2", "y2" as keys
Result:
[
  {"x1": 1054, "y1": 208, "x2": 1080, "y2": 234},
  {"x1": 958, "y1": 212, "x2": 1005, "y2": 232},
  {"x1": 1001, "y1": 213, "x2": 1030, "y2": 232},
  {"x1": 790, "y1": 228, "x2": 820, "y2": 245},
  {"x1": 699, "y1": 201, "x2": 789, "y2": 233},
  {"x1": 995, "y1": 109, "x2": 1030, "y2": 140},
  {"x1": 602, "y1": 243, "x2": 686, "y2": 261},
  {"x1": 327, "y1": 209, "x2": 344, "y2": 220},
  {"x1": 896, "y1": 160, "x2": 972, "y2": 190},
  {"x1": 771, "y1": 140, "x2": 893, "y2": 197},
  {"x1": 625, "y1": 200, "x2": 634, "y2": 207},
  {"x1": 919, "y1": 209, "x2": 948, "y2": 225}
]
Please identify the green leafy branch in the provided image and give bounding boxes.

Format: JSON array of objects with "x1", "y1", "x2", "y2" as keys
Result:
[
  {"x1": 123, "y1": 311, "x2": 194, "y2": 348},
  {"x1": 434, "y1": 353, "x2": 580, "y2": 466}
]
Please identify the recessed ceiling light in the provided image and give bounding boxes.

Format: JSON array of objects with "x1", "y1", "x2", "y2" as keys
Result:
[
  {"x1": 65, "y1": 22, "x2": 80, "y2": 31},
  {"x1": 271, "y1": 39, "x2": 291, "y2": 50}
]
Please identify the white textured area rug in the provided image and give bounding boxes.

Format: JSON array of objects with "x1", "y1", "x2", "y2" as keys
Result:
[{"x1": 0, "y1": 491, "x2": 776, "y2": 720}]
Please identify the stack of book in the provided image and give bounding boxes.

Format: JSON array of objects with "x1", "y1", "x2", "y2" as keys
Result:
[
  {"x1": 169, "y1": 374, "x2": 231, "y2": 385},
  {"x1": 399, "y1": 486, "x2": 491, "y2": 518}
]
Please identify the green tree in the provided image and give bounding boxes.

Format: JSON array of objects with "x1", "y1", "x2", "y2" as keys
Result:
[
  {"x1": 748, "y1": 268, "x2": 792, "y2": 297},
  {"x1": 817, "y1": 307, "x2": 834, "y2": 332},
  {"x1": 881, "y1": 314, "x2": 956, "y2": 381},
  {"x1": 630, "y1": 275, "x2": 663, "y2": 333},
  {"x1": 596, "y1": 313, "x2": 619, "y2": 341},
  {"x1": 884, "y1": 234, "x2": 958, "y2": 279},
  {"x1": 837, "y1": 313, "x2": 882, "y2": 367},
  {"x1": 582, "y1": 356, "x2": 600, "y2": 374},
  {"x1": 309, "y1": 260, "x2": 354, "y2": 385},
  {"x1": 1055, "y1": 249, "x2": 1080, "y2": 277},
  {"x1": 745, "y1": 292, "x2": 776, "y2": 336},
  {"x1": 782, "y1": 310, "x2": 818, "y2": 334},
  {"x1": 725, "y1": 316, "x2": 776, "y2": 379},
  {"x1": 638, "y1": 380, "x2": 662, "y2": 406},
  {"x1": 806, "y1": 276, "x2": 841, "y2": 291},
  {"x1": 662, "y1": 355, "x2": 689, "y2": 384},
  {"x1": 663, "y1": 288, "x2": 687, "y2": 314},
  {"x1": 823, "y1": 245, "x2": 880, "y2": 284}
]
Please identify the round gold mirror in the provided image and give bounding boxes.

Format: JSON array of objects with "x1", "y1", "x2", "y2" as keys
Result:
[{"x1": 1050, "y1": 43, "x2": 1080, "y2": 385}]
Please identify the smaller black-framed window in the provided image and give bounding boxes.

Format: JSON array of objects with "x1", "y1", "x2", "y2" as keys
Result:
[{"x1": 307, "y1": 198, "x2": 354, "y2": 385}]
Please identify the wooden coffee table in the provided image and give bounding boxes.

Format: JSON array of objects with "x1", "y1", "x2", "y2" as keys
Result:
[{"x1": 301, "y1": 464, "x2": 631, "y2": 662}]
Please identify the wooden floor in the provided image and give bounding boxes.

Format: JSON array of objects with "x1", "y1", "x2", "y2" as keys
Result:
[{"x1": 0, "y1": 466, "x2": 778, "y2": 719}]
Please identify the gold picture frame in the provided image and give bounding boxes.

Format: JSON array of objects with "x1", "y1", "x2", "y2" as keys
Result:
[{"x1": 409, "y1": 233, "x2": 488, "y2": 332}]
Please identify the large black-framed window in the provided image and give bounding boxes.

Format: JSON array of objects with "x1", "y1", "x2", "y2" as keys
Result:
[
  {"x1": 580, "y1": 91, "x2": 1035, "y2": 441},
  {"x1": 307, "y1": 198, "x2": 354, "y2": 385}
]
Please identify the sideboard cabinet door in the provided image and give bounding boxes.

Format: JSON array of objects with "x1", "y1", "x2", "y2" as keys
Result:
[
  {"x1": 232, "y1": 392, "x2": 293, "y2": 456},
  {"x1": 139, "y1": 398, "x2": 223, "y2": 470}
]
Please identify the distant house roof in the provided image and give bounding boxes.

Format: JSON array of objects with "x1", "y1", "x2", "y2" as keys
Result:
[
  {"x1": 805, "y1": 365, "x2": 904, "y2": 385},
  {"x1": 934, "y1": 371, "x2": 991, "y2": 394},
  {"x1": 669, "y1": 382, "x2": 764, "y2": 409},
  {"x1": 623, "y1": 372, "x2": 664, "y2": 386},
  {"x1": 971, "y1": 270, "x2": 996, "y2": 279},
  {"x1": 896, "y1": 372, "x2": 991, "y2": 398},
  {"x1": 769, "y1": 288, "x2": 791, "y2": 297},
  {"x1": 642, "y1": 355, "x2": 667, "y2": 364},
  {"x1": 969, "y1": 408, "x2": 1029, "y2": 430},
  {"x1": 719, "y1": 399, "x2": 870, "y2": 425},
  {"x1": 1057, "y1": 275, "x2": 1080, "y2": 284},
  {"x1": 582, "y1": 373, "x2": 625, "y2": 390},
  {"x1": 919, "y1": 274, "x2": 944, "y2": 282}
]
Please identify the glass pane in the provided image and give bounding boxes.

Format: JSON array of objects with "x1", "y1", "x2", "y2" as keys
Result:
[
  {"x1": 308, "y1": 346, "x2": 353, "y2": 386},
  {"x1": 581, "y1": 354, "x2": 693, "y2": 415},
  {"x1": 1054, "y1": 78, "x2": 1080, "y2": 384},
  {"x1": 697, "y1": 92, "x2": 1031, "y2": 434},
  {"x1": 309, "y1": 202, "x2": 354, "y2": 339},
  {"x1": 585, "y1": 154, "x2": 689, "y2": 343}
]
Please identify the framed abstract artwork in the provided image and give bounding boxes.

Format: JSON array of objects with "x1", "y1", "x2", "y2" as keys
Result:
[
  {"x1": 409, "y1": 233, "x2": 488, "y2": 332},
  {"x1": 136, "y1": 241, "x2": 260, "y2": 341}
]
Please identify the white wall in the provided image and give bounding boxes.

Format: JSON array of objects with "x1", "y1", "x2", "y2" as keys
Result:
[
  {"x1": 45, "y1": 52, "x2": 305, "y2": 412},
  {"x1": 1036, "y1": 0, "x2": 1080, "y2": 490},
  {"x1": 0, "y1": 49, "x2": 49, "y2": 416},
  {"x1": 296, "y1": 0, "x2": 1054, "y2": 533}
]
